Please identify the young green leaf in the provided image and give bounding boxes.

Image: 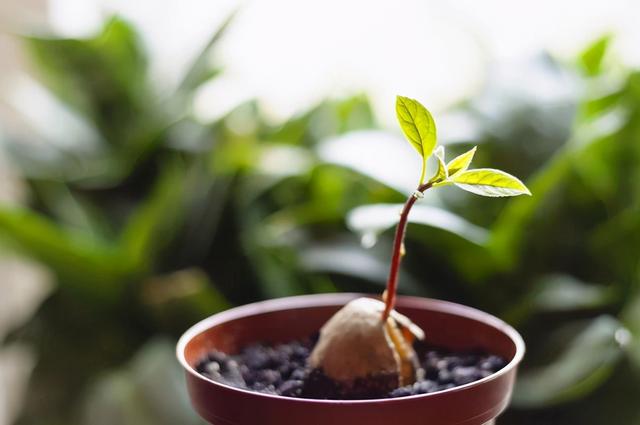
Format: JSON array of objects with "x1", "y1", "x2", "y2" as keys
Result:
[
  {"x1": 453, "y1": 168, "x2": 531, "y2": 197},
  {"x1": 446, "y1": 146, "x2": 477, "y2": 177},
  {"x1": 428, "y1": 145, "x2": 448, "y2": 184},
  {"x1": 396, "y1": 96, "x2": 437, "y2": 183}
]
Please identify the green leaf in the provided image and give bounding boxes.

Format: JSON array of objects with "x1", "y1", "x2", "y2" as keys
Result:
[
  {"x1": 0, "y1": 207, "x2": 135, "y2": 298},
  {"x1": 24, "y1": 17, "x2": 150, "y2": 143},
  {"x1": 428, "y1": 145, "x2": 448, "y2": 184},
  {"x1": 177, "y1": 10, "x2": 236, "y2": 93},
  {"x1": 396, "y1": 95, "x2": 437, "y2": 183},
  {"x1": 503, "y1": 273, "x2": 616, "y2": 326},
  {"x1": 120, "y1": 161, "x2": 187, "y2": 269},
  {"x1": 583, "y1": 90, "x2": 624, "y2": 118},
  {"x1": 347, "y1": 203, "x2": 489, "y2": 246},
  {"x1": 488, "y1": 148, "x2": 571, "y2": 269},
  {"x1": 580, "y1": 34, "x2": 612, "y2": 77},
  {"x1": 514, "y1": 316, "x2": 625, "y2": 407},
  {"x1": 300, "y1": 240, "x2": 423, "y2": 293},
  {"x1": 532, "y1": 274, "x2": 616, "y2": 312},
  {"x1": 446, "y1": 146, "x2": 477, "y2": 177},
  {"x1": 23, "y1": 16, "x2": 175, "y2": 186},
  {"x1": 453, "y1": 168, "x2": 531, "y2": 197}
]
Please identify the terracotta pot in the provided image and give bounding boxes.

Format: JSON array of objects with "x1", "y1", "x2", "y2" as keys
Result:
[{"x1": 177, "y1": 293, "x2": 525, "y2": 425}]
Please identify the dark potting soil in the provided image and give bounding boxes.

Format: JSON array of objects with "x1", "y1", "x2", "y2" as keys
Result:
[{"x1": 195, "y1": 338, "x2": 507, "y2": 400}]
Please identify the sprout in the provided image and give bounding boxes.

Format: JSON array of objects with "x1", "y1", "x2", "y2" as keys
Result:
[{"x1": 309, "y1": 96, "x2": 531, "y2": 396}]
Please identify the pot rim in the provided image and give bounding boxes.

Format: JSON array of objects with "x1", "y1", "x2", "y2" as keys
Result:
[{"x1": 177, "y1": 293, "x2": 525, "y2": 404}]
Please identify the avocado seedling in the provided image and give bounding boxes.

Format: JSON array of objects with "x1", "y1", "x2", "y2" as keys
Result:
[
  {"x1": 307, "y1": 96, "x2": 531, "y2": 397},
  {"x1": 193, "y1": 95, "x2": 530, "y2": 400}
]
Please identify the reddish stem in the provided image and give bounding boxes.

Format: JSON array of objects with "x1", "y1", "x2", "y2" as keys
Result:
[{"x1": 381, "y1": 181, "x2": 433, "y2": 321}]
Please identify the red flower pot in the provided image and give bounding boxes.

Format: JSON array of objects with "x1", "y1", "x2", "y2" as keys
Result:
[{"x1": 177, "y1": 293, "x2": 525, "y2": 425}]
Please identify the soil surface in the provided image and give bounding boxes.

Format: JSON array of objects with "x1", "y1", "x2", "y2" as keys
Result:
[{"x1": 196, "y1": 337, "x2": 507, "y2": 400}]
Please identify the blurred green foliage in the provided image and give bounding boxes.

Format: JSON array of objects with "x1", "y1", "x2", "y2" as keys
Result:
[{"x1": 1, "y1": 17, "x2": 639, "y2": 425}]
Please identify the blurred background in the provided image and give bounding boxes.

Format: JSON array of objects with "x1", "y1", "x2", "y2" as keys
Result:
[{"x1": 1, "y1": 0, "x2": 640, "y2": 424}]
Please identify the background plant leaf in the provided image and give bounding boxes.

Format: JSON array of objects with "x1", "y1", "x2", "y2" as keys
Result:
[
  {"x1": 0, "y1": 208, "x2": 134, "y2": 299},
  {"x1": 120, "y1": 160, "x2": 188, "y2": 270},
  {"x1": 531, "y1": 274, "x2": 616, "y2": 312},
  {"x1": 579, "y1": 35, "x2": 612, "y2": 77},
  {"x1": 514, "y1": 316, "x2": 626, "y2": 407},
  {"x1": 347, "y1": 203, "x2": 489, "y2": 246}
]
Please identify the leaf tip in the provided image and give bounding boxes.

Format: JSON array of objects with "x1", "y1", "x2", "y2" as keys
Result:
[
  {"x1": 395, "y1": 95, "x2": 410, "y2": 107},
  {"x1": 513, "y1": 181, "x2": 532, "y2": 197}
]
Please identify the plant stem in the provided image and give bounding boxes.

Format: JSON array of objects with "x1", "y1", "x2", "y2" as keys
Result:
[{"x1": 381, "y1": 181, "x2": 433, "y2": 321}]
